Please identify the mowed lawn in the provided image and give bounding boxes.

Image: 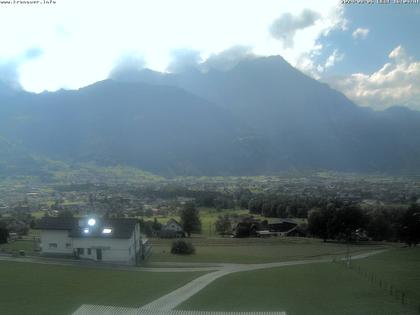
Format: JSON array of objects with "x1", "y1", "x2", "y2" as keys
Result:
[
  {"x1": 179, "y1": 257, "x2": 418, "y2": 315},
  {"x1": 352, "y1": 247, "x2": 420, "y2": 304},
  {"x1": 0, "y1": 261, "x2": 204, "y2": 315},
  {"x1": 149, "y1": 237, "x2": 388, "y2": 264},
  {"x1": 0, "y1": 240, "x2": 37, "y2": 254}
]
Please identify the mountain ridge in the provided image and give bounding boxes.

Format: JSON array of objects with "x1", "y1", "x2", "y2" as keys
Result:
[{"x1": 1, "y1": 55, "x2": 420, "y2": 176}]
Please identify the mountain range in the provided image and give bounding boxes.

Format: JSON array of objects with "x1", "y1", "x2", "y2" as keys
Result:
[{"x1": 1, "y1": 56, "x2": 420, "y2": 176}]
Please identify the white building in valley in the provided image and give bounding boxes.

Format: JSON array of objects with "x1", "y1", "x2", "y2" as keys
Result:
[{"x1": 35, "y1": 217, "x2": 150, "y2": 265}]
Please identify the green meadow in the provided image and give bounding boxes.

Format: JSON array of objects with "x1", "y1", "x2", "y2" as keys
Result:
[{"x1": 179, "y1": 248, "x2": 420, "y2": 315}]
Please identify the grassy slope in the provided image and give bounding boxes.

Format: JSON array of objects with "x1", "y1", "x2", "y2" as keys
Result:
[
  {"x1": 352, "y1": 247, "x2": 420, "y2": 304},
  {"x1": 0, "y1": 261, "x2": 204, "y2": 315},
  {"x1": 179, "y1": 260, "x2": 418, "y2": 315},
  {"x1": 149, "y1": 237, "x2": 387, "y2": 264},
  {"x1": 0, "y1": 240, "x2": 36, "y2": 253}
]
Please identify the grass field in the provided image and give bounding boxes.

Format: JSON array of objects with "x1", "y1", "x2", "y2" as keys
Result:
[
  {"x1": 179, "y1": 250, "x2": 420, "y2": 315},
  {"x1": 352, "y1": 247, "x2": 420, "y2": 305},
  {"x1": 0, "y1": 261, "x2": 204, "y2": 315},
  {"x1": 148, "y1": 237, "x2": 388, "y2": 264},
  {"x1": 0, "y1": 239, "x2": 37, "y2": 254}
]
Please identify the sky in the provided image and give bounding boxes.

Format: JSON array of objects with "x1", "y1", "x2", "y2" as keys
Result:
[{"x1": 0, "y1": 0, "x2": 419, "y2": 111}]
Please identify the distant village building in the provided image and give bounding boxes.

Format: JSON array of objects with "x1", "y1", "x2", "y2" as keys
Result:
[
  {"x1": 8, "y1": 232, "x2": 18, "y2": 241},
  {"x1": 231, "y1": 217, "x2": 299, "y2": 238},
  {"x1": 159, "y1": 218, "x2": 185, "y2": 238},
  {"x1": 267, "y1": 218, "x2": 298, "y2": 236},
  {"x1": 35, "y1": 217, "x2": 150, "y2": 265}
]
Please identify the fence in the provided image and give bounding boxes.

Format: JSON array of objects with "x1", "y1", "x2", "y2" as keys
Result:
[{"x1": 332, "y1": 257, "x2": 420, "y2": 313}]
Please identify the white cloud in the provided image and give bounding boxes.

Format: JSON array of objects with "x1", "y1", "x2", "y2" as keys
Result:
[
  {"x1": 0, "y1": 47, "x2": 43, "y2": 89},
  {"x1": 296, "y1": 48, "x2": 344, "y2": 79},
  {"x1": 324, "y1": 49, "x2": 344, "y2": 69},
  {"x1": 277, "y1": 4, "x2": 348, "y2": 79},
  {"x1": 0, "y1": 0, "x2": 344, "y2": 92},
  {"x1": 270, "y1": 9, "x2": 321, "y2": 48},
  {"x1": 108, "y1": 53, "x2": 145, "y2": 80},
  {"x1": 200, "y1": 45, "x2": 255, "y2": 72},
  {"x1": 325, "y1": 46, "x2": 420, "y2": 111},
  {"x1": 167, "y1": 49, "x2": 203, "y2": 73},
  {"x1": 352, "y1": 27, "x2": 369, "y2": 40}
]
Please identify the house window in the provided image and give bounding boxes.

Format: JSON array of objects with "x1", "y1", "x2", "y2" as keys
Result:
[
  {"x1": 66, "y1": 243, "x2": 71, "y2": 248},
  {"x1": 88, "y1": 248, "x2": 91, "y2": 255},
  {"x1": 77, "y1": 248, "x2": 84, "y2": 255},
  {"x1": 48, "y1": 243, "x2": 57, "y2": 249},
  {"x1": 102, "y1": 228, "x2": 112, "y2": 234}
]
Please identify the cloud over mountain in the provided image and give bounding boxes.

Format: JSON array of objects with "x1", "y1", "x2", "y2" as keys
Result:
[
  {"x1": 167, "y1": 49, "x2": 202, "y2": 73},
  {"x1": 0, "y1": 47, "x2": 43, "y2": 89},
  {"x1": 270, "y1": 9, "x2": 321, "y2": 48},
  {"x1": 108, "y1": 53, "x2": 145, "y2": 80},
  {"x1": 201, "y1": 46, "x2": 256, "y2": 72},
  {"x1": 326, "y1": 46, "x2": 420, "y2": 111},
  {"x1": 166, "y1": 46, "x2": 256, "y2": 73}
]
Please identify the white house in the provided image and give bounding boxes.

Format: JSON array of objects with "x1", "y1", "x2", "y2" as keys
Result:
[
  {"x1": 159, "y1": 218, "x2": 185, "y2": 238},
  {"x1": 163, "y1": 218, "x2": 184, "y2": 233},
  {"x1": 35, "y1": 217, "x2": 150, "y2": 265}
]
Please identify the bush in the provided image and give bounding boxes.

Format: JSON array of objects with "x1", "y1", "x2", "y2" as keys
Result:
[{"x1": 171, "y1": 240, "x2": 195, "y2": 255}]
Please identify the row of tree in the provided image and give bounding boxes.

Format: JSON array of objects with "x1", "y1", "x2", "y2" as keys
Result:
[
  {"x1": 248, "y1": 195, "x2": 327, "y2": 218},
  {"x1": 0, "y1": 223, "x2": 9, "y2": 244},
  {"x1": 308, "y1": 202, "x2": 420, "y2": 246}
]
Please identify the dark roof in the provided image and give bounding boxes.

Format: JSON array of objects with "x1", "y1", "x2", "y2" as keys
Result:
[
  {"x1": 35, "y1": 217, "x2": 139, "y2": 239},
  {"x1": 269, "y1": 218, "x2": 298, "y2": 225},
  {"x1": 69, "y1": 218, "x2": 139, "y2": 239},
  {"x1": 165, "y1": 218, "x2": 182, "y2": 226},
  {"x1": 34, "y1": 217, "x2": 77, "y2": 230}
]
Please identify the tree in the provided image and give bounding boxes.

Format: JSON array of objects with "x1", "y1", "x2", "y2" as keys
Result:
[
  {"x1": 248, "y1": 197, "x2": 263, "y2": 215},
  {"x1": 171, "y1": 240, "x2": 195, "y2": 255},
  {"x1": 215, "y1": 215, "x2": 232, "y2": 236},
  {"x1": 366, "y1": 208, "x2": 394, "y2": 241},
  {"x1": 180, "y1": 203, "x2": 201, "y2": 237},
  {"x1": 139, "y1": 219, "x2": 154, "y2": 237},
  {"x1": 308, "y1": 207, "x2": 333, "y2": 242},
  {"x1": 330, "y1": 204, "x2": 366, "y2": 242},
  {"x1": 399, "y1": 204, "x2": 420, "y2": 247},
  {"x1": 0, "y1": 225, "x2": 9, "y2": 244},
  {"x1": 308, "y1": 203, "x2": 365, "y2": 242},
  {"x1": 152, "y1": 218, "x2": 162, "y2": 231}
]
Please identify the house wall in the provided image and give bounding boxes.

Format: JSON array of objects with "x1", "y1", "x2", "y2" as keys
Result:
[
  {"x1": 163, "y1": 221, "x2": 183, "y2": 232},
  {"x1": 130, "y1": 222, "x2": 142, "y2": 261},
  {"x1": 72, "y1": 223, "x2": 141, "y2": 265},
  {"x1": 39, "y1": 223, "x2": 143, "y2": 265},
  {"x1": 40, "y1": 230, "x2": 73, "y2": 255},
  {"x1": 72, "y1": 237, "x2": 130, "y2": 264}
]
